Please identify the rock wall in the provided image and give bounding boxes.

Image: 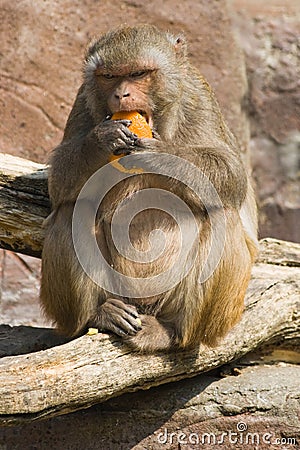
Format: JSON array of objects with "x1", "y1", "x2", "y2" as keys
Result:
[
  {"x1": 231, "y1": 0, "x2": 300, "y2": 242},
  {"x1": 0, "y1": 0, "x2": 248, "y2": 162}
]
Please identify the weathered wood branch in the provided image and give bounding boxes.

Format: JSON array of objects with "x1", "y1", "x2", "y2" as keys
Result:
[
  {"x1": 0, "y1": 153, "x2": 299, "y2": 425},
  {"x1": 2, "y1": 362, "x2": 300, "y2": 446},
  {"x1": 0, "y1": 153, "x2": 49, "y2": 257}
]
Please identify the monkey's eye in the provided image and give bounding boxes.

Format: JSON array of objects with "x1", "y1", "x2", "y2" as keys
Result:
[
  {"x1": 102, "y1": 73, "x2": 115, "y2": 79},
  {"x1": 130, "y1": 71, "x2": 147, "y2": 79}
]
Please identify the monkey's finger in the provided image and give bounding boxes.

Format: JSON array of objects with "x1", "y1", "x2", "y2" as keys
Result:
[
  {"x1": 104, "y1": 321, "x2": 131, "y2": 337},
  {"x1": 110, "y1": 316, "x2": 142, "y2": 336},
  {"x1": 118, "y1": 134, "x2": 137, "y2": 147},
  {"x1": 114, "y1": 308, "x2": 141, "y2": 328},
  {"x1": 114, "y1": 122, "x2": 139, "y2": 138},
  {"x1": 111, "y1": 119, "x2": 132, "y2": 128},
  {"x1": 122, "y1": 314, "x2": 143, "y2": 332},
  {"x1": 121, "y1": 124, "x2": 138, "y2": 136},
  {"x1": 123, "y1": 308, "x2": 140, "y2": 321},
  {"x1": 121, "y1": 303, "x2": 140, "y2": 319},
  {"x1": 109, "y1": 309, "x2": 142, "y2": 334},
  {"x1": 151, "y1": 130, "x2": 161, "y2": 140},
  {"x1": 112, "y1": 134, "x2": 137, "y2": 151},
  {"x1": 118, "y1": 126, "x2": 139, "y2": 142},
  {"x1": 126, "y1": 137, "x2": 160, "y2": 154},
  {"x1": 111, "y1": 326, "x2": 129, "y2": 337},
  {"x1": 105, "y1": 298, "x2": 139, "y2": 318},
  {"x1": 136, "y1": 137, "x2": 159, "y2": 147}
]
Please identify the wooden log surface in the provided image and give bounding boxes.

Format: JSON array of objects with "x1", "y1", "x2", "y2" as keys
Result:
[
  {"x1": 1, "y1": 362, "x2": 300, "y2": 448},
  {"x1": 0, "y1": 153, "x2": 49, "y2": 257},
  {"x1": 0, "y1": 239, "x2": 299, "y2": 425}
]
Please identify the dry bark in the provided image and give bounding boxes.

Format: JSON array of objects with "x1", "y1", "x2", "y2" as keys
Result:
[
  {"x1": 1, "y1": 363, "x2": 300, "y2": 449},
  {"x1": 0, "y1": 153, "x2": 49, "y2": 257}
]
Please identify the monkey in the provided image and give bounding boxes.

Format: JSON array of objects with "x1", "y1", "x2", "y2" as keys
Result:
[{"x1": 40, "y1": 24, "x2": 258, "y2": 353}]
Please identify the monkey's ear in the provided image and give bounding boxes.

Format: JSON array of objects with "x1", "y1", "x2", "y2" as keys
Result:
[
  {"x1": 84, "y1": 41, "x2": 104, "y2": 77},
  {"x1": 84, "y1": 42, "x2": 100, "y2": 62},
  {"x1": 168, "y1": 33, "x2": 187, "y2": 58}
]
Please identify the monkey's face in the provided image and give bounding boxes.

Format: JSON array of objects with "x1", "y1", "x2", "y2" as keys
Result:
[
  {"x1": 83, "y1": 25, "x2": 187, "y2": 131},
  {"x1": 95, "y1": 68, "x2": 155, "y2": 130}
]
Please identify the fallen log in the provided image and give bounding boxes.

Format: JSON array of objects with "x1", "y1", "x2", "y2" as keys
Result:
[
  {"x1": 0, "y1": 153, "x2": 299, "y2": 426},
  {"x1": 1, "y1": 363, "x2": 300, "y2": 447},
  {"x1": 0, "y1": 153, "x2": 49, "y2": 257}
]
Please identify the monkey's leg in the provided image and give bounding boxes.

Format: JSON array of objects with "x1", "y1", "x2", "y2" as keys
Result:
[
  {"x1": 40, "y1": 202, "x2": 101, "y2": 336},
  {"x1": 123, "y1": 210, "x2": 256, "y2": 353},
  {"x1": 41, "y1": 202, "x2": 143, "y2": 338},
  {"x1": 194, "y1": 210, "x2": 256, "y2": 347}
]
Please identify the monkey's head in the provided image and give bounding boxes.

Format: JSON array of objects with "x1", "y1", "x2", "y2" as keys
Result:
[{"x1": 83, "y1": 24, "x2": 187, "y2": 136}]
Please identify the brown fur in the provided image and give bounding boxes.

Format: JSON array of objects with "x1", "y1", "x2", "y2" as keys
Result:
[{"x1": 40, "y1": 25, "x2": 258, "y2": 352}]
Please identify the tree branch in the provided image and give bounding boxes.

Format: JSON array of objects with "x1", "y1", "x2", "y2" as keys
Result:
[{"x1": 0, "y1": 153, "x2": 49, "y2": 257}]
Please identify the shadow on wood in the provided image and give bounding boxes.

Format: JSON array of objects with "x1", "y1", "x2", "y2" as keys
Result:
[{"x1": 0, "y1": 325, "x2": 69, "y2": 358}]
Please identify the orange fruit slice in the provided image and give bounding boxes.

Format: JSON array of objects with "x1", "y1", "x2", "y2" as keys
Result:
[{"x1": 109, "y1": 111, "x2": 152, "y2": 161}]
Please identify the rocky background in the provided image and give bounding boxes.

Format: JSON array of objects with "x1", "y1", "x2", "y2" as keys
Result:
[
  {"x1": 0, "y1": 0, "x2": 299, "y2": 448},
  {"x1": 233, "y1": 0, "x2": 299, "y2": 243}
]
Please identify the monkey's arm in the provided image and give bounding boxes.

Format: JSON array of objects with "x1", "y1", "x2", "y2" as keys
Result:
[
  {"x1": 134, "y1": 138, "x2": 248, "y2": 210},
  {"x1": 191, "y1": 145, "x2": 248, "y2": 209},
  {"x1": 48, "y1": 88, "x2": 137, "y2": 208},
  {"x1": 48, "y1": 86, "x2": 96, "y2": 207}
]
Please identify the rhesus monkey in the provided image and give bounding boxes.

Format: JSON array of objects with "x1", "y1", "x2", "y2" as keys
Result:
[{"x1": 40, "y1": 25, "x2": 258, "y2": 352}]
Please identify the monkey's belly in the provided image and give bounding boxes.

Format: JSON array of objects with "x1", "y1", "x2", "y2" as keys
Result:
[
  {"x1": 97, "y1": 208, "x2": 198, "y2": 288},
  {"x1": 102, "y1": 209, "x2": 181, "y2": 277}
]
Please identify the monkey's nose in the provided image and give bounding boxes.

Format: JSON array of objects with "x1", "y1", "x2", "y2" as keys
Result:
[{"x1": 115, "y1": 92, "x2": 130, "y2": 99}]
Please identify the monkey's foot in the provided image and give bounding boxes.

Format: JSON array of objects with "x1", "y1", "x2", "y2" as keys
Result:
[
  {"x1": 92, "y1": 298, "x2": 142, "y2": 337},
  {"x1": 124, "y1": 315, "x2": 175, "y2": 353}
]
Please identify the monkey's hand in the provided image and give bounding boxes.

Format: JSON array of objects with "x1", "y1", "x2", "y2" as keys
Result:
[
  {"x1": 91, "y1": 119, "x2": 138, "y2": 157},
  {"x1": 129, "y1": 134, "x2": 163, "y2": 154},
  {"x1": 93, "y1": 298, "x2": 142, "y2": 337}
]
